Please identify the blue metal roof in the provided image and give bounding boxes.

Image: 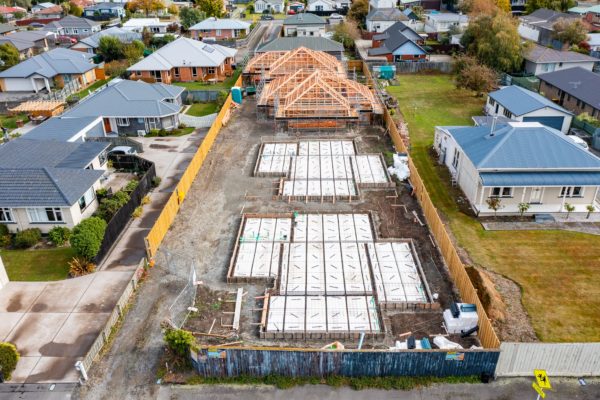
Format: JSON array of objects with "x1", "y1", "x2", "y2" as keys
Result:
[
  {"x1": 480, "y1": 171, "x2": 600, "y2": 186},
  {"x1": 488, "y1": 86, "x2": 571, "y2": 117},
  {"x1": 446, "y1": 122, "x2": 600, "y2": 170}
]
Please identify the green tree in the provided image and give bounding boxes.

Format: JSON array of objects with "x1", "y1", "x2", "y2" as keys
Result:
[
  {"x1": 486, "y1": 197, "x2": 503, "y2": 218},
  {"x1": 453, "y1": 55, "x2": 497, "y2": 96},
  {"x1": 586, "y1": 204, "x2": 595, "y2": 219},
  {"x1": 332, "y1": 21, "x2": 360, "y2": 49},
  {"x1": 196, "y1": 0, "x2": 223, "y2": 17},
  {"x1": 495, "y1": 0, "x2": 511, "y2": 12},
  {"x1": 123, "y1": 40, "x2": 145, "y2": 62},
  {"x1": 179, "y1": 7, "x2": 205, "y2": 30},
  {"x1": 128, "y1": 0, "x2": 165, "y2": 16},
  {"x1": 0, "y1": 342, "x2": 19, "y2": 381},
  {"x1": 98, "y1": 35, "x2": 124, "y2": 61},
  {"x1": 526, "y1": 0, "x2": 576, "y2": 13},
  {"x1": 564, "y1": 202, "x2": 575, "y2": 219},
  {"x1": 553, "y1": 18, "x2": 588, "y2": 46},
  {"x1": 70, "y1": 3, "x2": 83, "y2": 17},
  {"x1": 164, "y1": 328, "x2": 194, "y2": 357},
  {"x1": 518, "y1": 202, "x2": 531, "y2": 217},
  {"x1": 71, "y1": 217, "x2": 107, "y2": 260},
  {"x1": 461, "y1": 12, "x2": 524, "y2": 73},
  {"x1": 348, "y1": 0, "x2": 368, "y2": 27},
  {"x1": 0, "y1": 43, "x2": 20, "y2": 71},
  {"x1": 13, "y1": 0, "x2": 31, "y2": 9}
]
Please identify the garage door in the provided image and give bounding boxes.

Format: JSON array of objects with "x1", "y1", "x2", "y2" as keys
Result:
[{"x1": 523, "y1": 116, "x2": 564, "y2": 131}]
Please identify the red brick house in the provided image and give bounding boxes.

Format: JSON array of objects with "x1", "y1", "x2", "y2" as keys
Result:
[{"x1": 189, "y1": 17, "x2": 251, "y2": 41}]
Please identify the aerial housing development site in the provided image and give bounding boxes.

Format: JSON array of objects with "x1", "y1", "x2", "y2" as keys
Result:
[{"x1": 1, "y1": 2, "x2": 600, "y2": 400}]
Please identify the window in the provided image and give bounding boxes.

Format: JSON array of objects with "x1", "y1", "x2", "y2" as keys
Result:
[
  {"x1": 174, "y1": 67, "x2": 179, "y2": 78},
  {"x1": 27, "y1": 208, "x2": 63, "y2": 223},
  {"x1": 560, "y1": 186, "x2": 583, "y2": 197},
  {"x1": 491, "y1": 187, "x2": 513, "y2": 198},
  {"x1": 576, "y1": 99, "x2": 581, "y2": 107},
  {"x1": 488, "y1": 98, "x2": 495, "y2": 107},
  {"x1": 316, "y1": 5, "x2": 323, "y2": 10},
  {"x1": 0, "y1": 208, "x2": 13, "y2": 223},
  {"x1": 503, "y1": 108, "x2": 512, "y2": 118},
  {"x1": 147, "y1": 117, "x2": 158, "y2": 130},
  {"x1": 452, "y1": 148, "x2": 460, "y2": 168},
  {"x1": 192, "y1": 67, "x2": 198, "y2": 77},
  {"x1": 207, "y1": 67, "x2": 216, "y2": 74},
  {"x1": 116, "y1": 118, "x2": 129, "y2": 126},
  {"x1": 78, "y1": 187, "x2": 95, "y2": 211}
]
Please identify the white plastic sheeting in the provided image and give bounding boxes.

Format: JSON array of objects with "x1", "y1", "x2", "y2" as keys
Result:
[{"x1": 388, "y1": 153, "x2": 410, "y2": 181}]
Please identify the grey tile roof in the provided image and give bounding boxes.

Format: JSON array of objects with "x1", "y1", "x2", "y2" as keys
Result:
[
  {"x1": 367, "y1": 8, "x2": 406, "y2": 22},
  {"x1": 24, "y1": 116, "x2": 101, "y2": 142},
  {"x1": 78, "y1": 27, "x2": 141, "y2": 49},
  {"x1": 0, "y1": 48, "x2": 96, "y2": 79},
  {"x1": 524, "y1": 44, "x2": 597, "y2": 64},
  {"x1": 85, "y1": 2, "x2": 125, "y2": 11},
  {"x1": 44, "y1": 15, "x2": 101, "y2": 30},
  {"x1": 283, "y1": 13, "x2": 326, "y2": 25},
  {"x1": 0, "y1": 139, "x2": 109, "y2": 169},
  {"x1": 0, "y1": 36, "x2": 34, "y2": 51},
  {"x1": 64, "y1": 79, "x2": 184, "y2": 118},
  {"x1": 0, "y1": 23, "x2": 16, "y2": 34},
  {"x1": 256, "y1": 37, "x2": 343, "y2": 53},
  {"x1": 538, "y1": 67, "x2": 600, "y2": 110},
  {"x1": 519, "y1": 8, "x2": 578, "y2": 30},
  {"x1": 368, "y1": 23, "x2": 426, "y2": 56},
  {"x1": 0, "y1": 167, "x2": 104, "y2": 207}
]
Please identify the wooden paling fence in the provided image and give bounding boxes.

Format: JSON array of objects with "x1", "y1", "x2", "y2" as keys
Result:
[
  {"x1": 362, "y1": 61, "x2": 500, "y2": 349},
  {"x1": 144, "y1": 76, "x2": 242, "y2": 258}
]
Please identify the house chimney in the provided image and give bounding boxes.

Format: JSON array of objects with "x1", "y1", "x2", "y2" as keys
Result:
[{"x1": 489, "y1": 116, "x2": 498, "y2": 136}]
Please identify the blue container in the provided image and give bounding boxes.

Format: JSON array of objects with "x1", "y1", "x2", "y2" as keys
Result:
[
  {"x1": 231, "y1": 86, "x2": 243, "y2": 104},
  {"x1": 379, "y1": 65, "x2": 395, "y2": 80}
]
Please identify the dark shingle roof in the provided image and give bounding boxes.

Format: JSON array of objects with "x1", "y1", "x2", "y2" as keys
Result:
[
  {"x1": 373, "y1": 21, "x2": 421, "y2": 43},
  {"x1": 366, "y1": 8, "x2": 406, "y2": 22},
  {"x1": 368, "y1": 27, "x2": 426, "y2": 56},
  {"x1": 44, "y1": 15, "x2": 101, "y2": 30},
  {"x1": 524, "y1": 44, "x2": 597, "y2": 64},
  {"x1": 0, "y1": 23, "x2": 16, "y2": 34},
  {"x1": 538, "y1": 67, "x2": 600, "y2": 110},
  {"x1": 256, "y1": 37, "x2": 343, "y2": 53}
]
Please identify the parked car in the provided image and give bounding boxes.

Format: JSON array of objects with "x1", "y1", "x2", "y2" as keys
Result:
[
  {"x1": 261, "y1": 15, "x2": 274, "y2": 20},
  {"x1": 29, "y1": 22, "x2": 44, "y2": 28},
  {"x1": 109, "y1": 146, "x2": 137, "y2": 155},
  {"x1": 287, "y1": 10, "x2": 296, "y2": 15}
]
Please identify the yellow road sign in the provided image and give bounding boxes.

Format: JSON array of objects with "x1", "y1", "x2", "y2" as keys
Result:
[
  {"x1": 532, "y1": 382, "x2": 546, "y2": 399},
  {"x1": 535, "y1": 369, "x2": 552, "y2": 390}
]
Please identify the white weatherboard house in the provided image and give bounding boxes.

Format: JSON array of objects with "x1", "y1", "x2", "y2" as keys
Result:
[
  {"x1": 254, "y1": 0, "x2": 284, "y2": 13},
  {"x1": 485, "y1": 86, "x2": 573, "y2": 133},
  {"x1": 434, "y1": 122, "x2": 600, "y2": 215}
]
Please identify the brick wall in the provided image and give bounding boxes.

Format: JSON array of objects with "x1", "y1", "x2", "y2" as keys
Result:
[{"x1": 539, "y1": 80, "x2": 600, "y2": 117}]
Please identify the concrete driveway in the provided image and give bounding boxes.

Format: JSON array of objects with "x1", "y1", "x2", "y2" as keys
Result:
[{"x1": 0, "y1": 270, "x2": 133, "y2": 383}]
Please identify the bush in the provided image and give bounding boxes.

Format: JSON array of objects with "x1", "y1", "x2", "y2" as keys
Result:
[
  {"x1": 152, "y1": 176, "x2": 162, "y2": 187},
  {"x1": 68, "y1": 256, "x2": 96, "y2": 277},
  {"x1": 104, "y1": 59, "x2": 129, "y2": 78},
  {"x1": 14, "y1": 228, "x2": 41, "y2": 249},
  {"x1": 141, "y1": 195, "x2": 151, "y2": 205},
  {"x1": 123, "y1": 179, "x2": 139, "y2": 193},
  {"x1": 164, "y1": 328, "x2": 194, "y2": 357},
  {"x1": 0, "y1": 225, "x2": 10, "y2": 247},
  {"x1": 48, "y1": 226, "x2": 71, "y2": 246},
  {"x1": 70, "y1": 217, "x2": 107, "y2": 260},
  {"x1": 96, "y1": 187, "x2": 109, "y2": 200},
  {"x1": 132, "y1": 205, "x2": 143, "y2": 219},
  {"x1": 97, "y1": 191, "x2": 130, "y2": 222},
  {"x1": 0, "y1": 342, "x2": 19, "y2": 381}
]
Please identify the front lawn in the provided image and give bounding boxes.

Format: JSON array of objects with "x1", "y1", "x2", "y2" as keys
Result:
[
  {"x1": 72, "y1": 79, "x2": 109, "y2": 100},
  {"x1": 1, "y1": 247, "x2": 76, "y2": 281},
  {"x1": 186, "y1": 103, "x2": 219, "y2": 117},
  {"x1": 0, "y1": 113, "x2": 29, "y2": 131},
  {"x1": 174, "y1": 70, "x2": 242, "y2": 91},
  {"x1": 387, "y1": 74, "x2": 600, "y2": 342}
]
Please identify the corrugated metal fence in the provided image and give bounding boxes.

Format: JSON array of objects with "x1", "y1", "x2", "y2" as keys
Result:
[
  {"x1": 496, "y1": 343, "x2": 600, "y2": 377},
  {"x1": 144, "y1": 75, "x2": 242, "y2": 258},
  {"x1": 192, "y1": 348, "x2": 500, "y2": 378}
]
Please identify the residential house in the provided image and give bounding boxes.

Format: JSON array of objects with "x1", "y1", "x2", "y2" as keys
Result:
[
  {"x1": 399, "y1": 0, "x2": 441, "y2": 10},
  {"x1": 31, "y1": 2, "x2": 58, "y2": 13},
  {"x1": 23, "y1": 116, "x2": 106, "y2": 142},
  {"x1": 570, "y1": 4, "x2": 600, "y2": 25},
  {"x1": 122, "y1": 18, "x2": 170, "y2": 34},
  {"x1": 538, "y1": 67, "x2": 600, "y2": 118},
  {"x1": 366, "y1": 8, "x2": 407, "y2": 33},
  {"x1": 127, "y1": 37, "x2": 236, "y2": 84},
  {"x1": 43, "y1": 15, "x2": 102, "y2": 38},
  {"x1": 518, "y1": 8, "x2": 580, "y2": 46},
  {"x1": 254, "y1": 0, "x2": 285, "y2": 13},
  {"x1": 433, "y1": 121, "x2": 600, "y2": 215},
  {"x1": 587, "y1": 33, "x2": 600, "y2": 53},
  {"x1": 510, "y1": 0, "x2": 527, "y2": 15},
  {"x1": 70, "y1": 27, "x2": 142, "y2": 54},
  {"x1": 63, "y1": 79, "x2": 184, "y2": 136},
  {"x1": 283, "y1": 13, "x2": 327, "y2": 37},
  {"x1": 485, "y1": 85, "x2": 573, "y2": 132},
  {"x1": 0, "y1": 139, "x2": 109, "y2": 233},
  {"x1": 83, "y1": 3, "x2": 126, "y2": 21},
  {"x1": 369, "y1": 0, "x2": 396, "y2": 7},
  {"x1": 189, "y1": 17, "x2": 251, "y2": 40},
  {"x1": 424, "y1": 12, "x2": 469, "y2": 34},
  {"x1": 306, "y1": 0, "x2": 349, "y2": 13},
  {"x1": 0, "y1": 23, "x2": 17, "y2": 35},
  {"x1": 0, "y1": 30, "x2": 52, "y2": 59},
  {"x1": 369, "y1": 21, "x2": 427, "y2": 61},
  {"x1": 0, "y1": 48, "x2": 98, "y2": 92},
  {"x1": 256, "y1": 36, "x2": 344, "y2": 59},
  {"x1": 33, "y1": 5, "x2": 64, "y2": 19},
  {"x1": 523, "y1": 44, "x2": 596, "y2": 76},
  {"x1": 0, "y1": 6, "x2": 26, "y2": 21}
]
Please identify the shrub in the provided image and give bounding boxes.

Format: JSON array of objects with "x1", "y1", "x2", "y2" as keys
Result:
[
  {"x1": 0, "y1": 342, "x2": 19, "y2": 381},
  {"x1": 123, "y1": 179, "x2": 139, "y2": 193},
  {"x1": 178, "y1": 122, "x2": 187, "y2": 129},
  {"x1": 48, "y1": 226, "x2": 71, "y2": 246},
  {"x1": 14, "y1": 228, "x2": 41, "y2": 249},
  {"x1": 97, "y1": 191, "x2": 130, "y2": 221},
  {"x1": 68, "y1": 256, "x2": 96, "y2": 277},
  {"x1": 104, "y1": 59, "x2": 129, "y2": 78},
  {"x1": 0, "y1": 224, "x2": 8, "y2": 237},
  {"x1": 96, "y1": 187, "x2": 109, "y2": 200},
  {"x1": 164, "y1": 328, "x2": 194, "y2": 357},
  {"x1": 141, "y1": 195, "x2": 151, "y2": 205},
  {"x1": 70, "y1": 217, "x2": 107, "y2": 260},
  {"x1": 132, "y1": 206, "x2": 143, "y2": 219},
  {"x1": 0, "y1": 225, "x2": 10, "y2": 247},
  {"x1": 152, "y1": 176, "x2": 162, "y2": 187}
]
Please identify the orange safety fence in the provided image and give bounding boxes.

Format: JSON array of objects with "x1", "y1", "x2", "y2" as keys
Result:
[{"x1": 144, "y1": 76, "x2": 241, "y2": 259}]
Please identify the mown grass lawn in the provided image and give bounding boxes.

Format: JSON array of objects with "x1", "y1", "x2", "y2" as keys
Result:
[
  {"x1": 174, "y1": 70, "x2": 242, "y2": 91},
  {"x1": 0, "y1": 113, "x2": 28, "y2": 131},
  {"x1": 186, "y1": 103, "x2": 219, "y2": 117},
  {"x1": 72, "y1": 78, "x2": 109, "y2": 100},
  {"x1": 1, "y1": 247, "x2": 76, "y2": 281},
  {"x1": 387, "y1": 74, "x2": 600, "y2": 342}
]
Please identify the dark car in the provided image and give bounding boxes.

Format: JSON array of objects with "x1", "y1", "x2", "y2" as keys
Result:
[{"x1": 260, "y1": 15, "x2": 274, "y2": 20}]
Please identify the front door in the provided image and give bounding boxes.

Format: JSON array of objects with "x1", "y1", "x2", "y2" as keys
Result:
[
  {"x1": 529, "y1": 187, "x2": 543, "y2": 204},
  {"x1": 103, "y1": 118, "x2": 111, "y2": 133}
]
